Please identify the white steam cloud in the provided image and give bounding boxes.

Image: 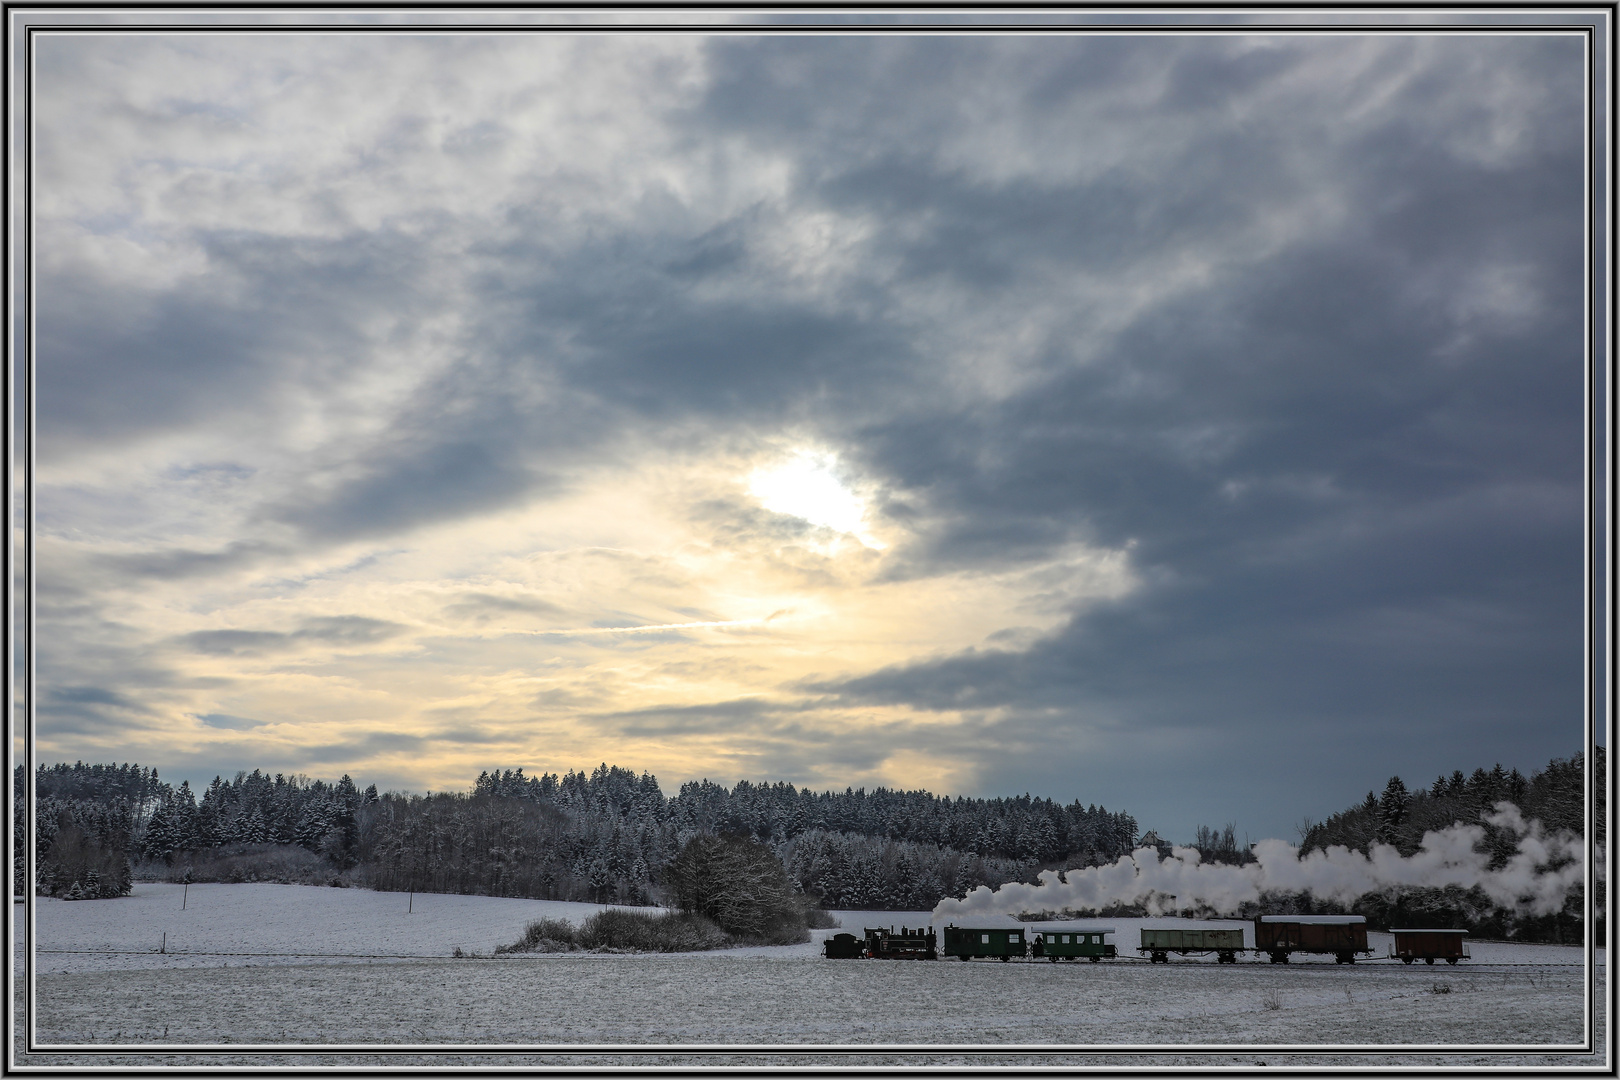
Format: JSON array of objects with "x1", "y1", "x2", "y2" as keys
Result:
[{"x1": 934, "y1": 804, "x2": 1591, "y2": 922}]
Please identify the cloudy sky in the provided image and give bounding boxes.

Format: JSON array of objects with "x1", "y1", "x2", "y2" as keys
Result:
[{"x1": 25, "y1": 19, "x2": 1592, "y2": 841}]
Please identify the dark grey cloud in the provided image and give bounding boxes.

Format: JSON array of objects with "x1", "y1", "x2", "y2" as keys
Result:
[
  {"x1": 96, "y1": 541, "x2": 283, "y2": 582},
  {"x1": 195, "y1": 712, "x2": 266, "y2": 731},
  {"x1": 421, "y1": 724, "x2": 518, "y2": 747},
  {"x1": 177, "y1": 616, "x2": 407, "y2": 656},
  {"x1": 272, "y1": 438, "x2": 552, "y2": 543},
  {"x1": 295, "y1": 731, "x2": 428, "y2": 762},
  {"x1": 601, "y1": 697, "x2": 782, "y2": 738},
  {"x1": 37, "y1": 228, "x2": 436, "y2": 454},
  {"x1": 474, "y1": 230, "x2": 918, "y2": 425},
  {"x1": 440, "y1": 592, "x2": 564, "y2": 623},
  {"x1": 178, "y1": 630, "x2": 291, "y2": 657},
  {"x1": 36, "y1": 684, "x2": 164, "y2": 736}
]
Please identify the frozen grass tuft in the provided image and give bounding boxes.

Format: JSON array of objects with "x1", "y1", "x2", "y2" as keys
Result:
[
  {"x1": 1430, "y1": 982, "x2": 1453, "y2": 995},
  {"x1": 1260, "y1": 989, "x2": 1284, "y2": 1011}
]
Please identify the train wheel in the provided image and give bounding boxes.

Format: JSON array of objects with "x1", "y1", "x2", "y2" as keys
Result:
[
  {"x1": 1001, "y1": 955, "x2": 1009, "y2": 962},
  {"x1": 1446, "y1": 958, "x2": 1458, "y2": 965},
  {"x1": 1425, "y1": 957, "x2": 1434, "y2": 965},
  {"x1": 1402, "y1": 957, "x2": 1413, "y2": 965},
  {"x1": 1090, "y1": 956, "x2": 1101, "y2": 963}
]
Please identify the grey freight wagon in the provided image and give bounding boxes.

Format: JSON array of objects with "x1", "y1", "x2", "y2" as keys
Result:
[
  {"x1": 1388, "y1": 928, "x2": 1469, "y2": 965},
  {"x1": 1139, "y1": 926, "x2": 1245, "y2": 964},
  {"x1": 1254, "y1": 915, "x2": 1370, "y2": 964},
  {"x1": 943, "y1": 924, "x2": 1028, "y2": 961}
]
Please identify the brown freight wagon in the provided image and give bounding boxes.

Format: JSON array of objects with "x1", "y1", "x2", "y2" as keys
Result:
[
  {"x1": 1389, "y1": 928, "x2": 1469, "y2": 965},
  {"x1": 1254, "y1": 915, "x2": 1370, "y2": 964}
]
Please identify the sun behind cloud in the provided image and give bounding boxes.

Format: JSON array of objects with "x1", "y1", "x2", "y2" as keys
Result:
[{"x1": 748, "y1": 449, "x2": 885, "y2": 550}]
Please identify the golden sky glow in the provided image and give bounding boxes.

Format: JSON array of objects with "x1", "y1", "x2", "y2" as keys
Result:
[{"x1": 39, "y1": 440, "x2": 1136, "y2": 795}]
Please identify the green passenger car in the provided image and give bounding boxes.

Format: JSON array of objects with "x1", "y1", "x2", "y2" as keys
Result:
[
  {"x1": 942, "y1": 924, "x2": 1028, "y2": 961},
  {"x1": 1139, "y1": 926, "x2": 1246, "y2": 963},
  {"x1": 1034, "y1": 927, "x2": 1116, "y2": 962}
]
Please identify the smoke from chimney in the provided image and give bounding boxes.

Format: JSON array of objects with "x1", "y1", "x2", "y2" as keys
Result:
[{"x1": 933, "y1": 803, "x2": 1591, "y2": 922}]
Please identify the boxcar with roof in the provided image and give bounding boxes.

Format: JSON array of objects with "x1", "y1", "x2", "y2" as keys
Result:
[
  {"x1": 1254, "y1": 914, "x2": 1370, "y2": 963},
  {"x1": 1033, "y1": 926, "x2": 1116, "y2": 962},
  {"x1": 1388, "y1": 928, "x2": 1469, "y2": 965},
  {"x1": 1138, "y1": 926, "x2": 1246, "y2": 963},
  {"x1": 942, "y1": 924, "x2": 1029, "y2": 961}
]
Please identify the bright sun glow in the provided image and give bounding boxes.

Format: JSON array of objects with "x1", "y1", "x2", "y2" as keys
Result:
[{"x1": 748, "y1": 450, "x2": 884, "y2": 548}]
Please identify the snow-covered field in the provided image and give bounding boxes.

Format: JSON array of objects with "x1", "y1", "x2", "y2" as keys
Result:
[
  {"x1": 11, "y1": 886, "x2": 1605, "y2": 1068},
  {"x1": 21, "y1": 883, "x2": 640, "y2": 972}
]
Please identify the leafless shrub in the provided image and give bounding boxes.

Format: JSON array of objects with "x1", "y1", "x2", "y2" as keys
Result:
[
  {"x1": 1261, "y1": 990, "x2": 1284, "y2": 1011},
  {"x1": 1430, "y1": 982, "x2": 1453, "y2": 995}
]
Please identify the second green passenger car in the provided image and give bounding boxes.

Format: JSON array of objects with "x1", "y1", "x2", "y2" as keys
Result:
[{"x1": 1033, "y1": 927, "x2": 1116, "y2": 962}]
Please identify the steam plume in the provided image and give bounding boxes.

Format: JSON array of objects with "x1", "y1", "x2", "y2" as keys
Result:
[{"x1": 934, "y1": 803, "x2": 1590, "y2": 922}]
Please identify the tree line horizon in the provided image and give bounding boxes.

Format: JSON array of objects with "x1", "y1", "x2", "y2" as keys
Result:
[{"x1": 17, "y1": 751, "x2": 1597, "y2": 943}]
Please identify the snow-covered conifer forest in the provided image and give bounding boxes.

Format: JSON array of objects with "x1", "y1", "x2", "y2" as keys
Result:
[{"x1": 17, "y1": 752, "x2": 1598, "y2": 945}]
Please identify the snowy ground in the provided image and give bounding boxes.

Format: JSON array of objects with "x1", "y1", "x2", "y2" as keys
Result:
[
  {"x1": 20, "y1": 883, "x2": 639, "y2": 973},
  {"x1": 11, "y1": 887, "x2": 1606, "y2": 1068}
]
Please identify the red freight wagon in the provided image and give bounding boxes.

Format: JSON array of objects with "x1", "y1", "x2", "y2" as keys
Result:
[
  {"x1": 1254, "y1": 915, "x2": 1370, "y2": 964},
  {"x1": 1389, "y1": 928, "x2": 1469, "y2": 965}
]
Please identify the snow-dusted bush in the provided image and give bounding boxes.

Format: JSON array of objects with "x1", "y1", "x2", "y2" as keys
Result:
[
  {"x1": 495, "y1": 917, "x2": 582, "y2": 954},
  {"x1": 577, "y1": 909, "x2": 732, "y2": 952},
  {"x1": 494, "y1": 910, "x2": 732, "y2": 953},
  {"x1": 664, "y1": 834, "x2": 811, "y2": 944}
]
